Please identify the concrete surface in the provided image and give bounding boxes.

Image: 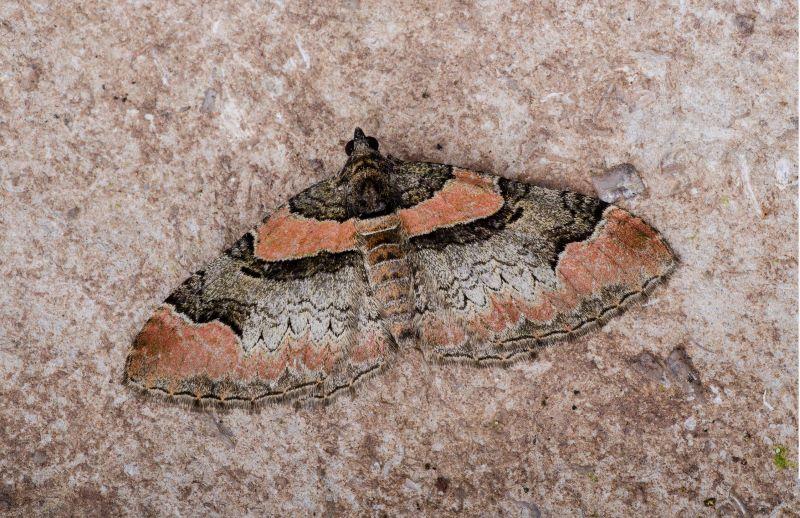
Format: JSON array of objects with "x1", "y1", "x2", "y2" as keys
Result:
[{"x1": 1, "y1": 1, "x2": 797, "y2": 515}]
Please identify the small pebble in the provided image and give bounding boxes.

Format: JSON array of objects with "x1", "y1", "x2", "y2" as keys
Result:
[{"x1": 591, "y1": 163, "x2": 646, "y2": 203}]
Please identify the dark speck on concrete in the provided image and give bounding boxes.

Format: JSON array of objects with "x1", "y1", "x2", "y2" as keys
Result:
[{"x1": 734, "y1": 13, "x2": 756, "y2": 36}]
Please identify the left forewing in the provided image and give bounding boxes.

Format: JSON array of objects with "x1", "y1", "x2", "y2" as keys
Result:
[{"x1": 125, "y1": 208, "x2": 394, "y2": 406}]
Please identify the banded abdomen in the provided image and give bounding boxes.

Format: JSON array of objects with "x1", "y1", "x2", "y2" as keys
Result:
[{"x1": 355, "y1": 214, "x2": 415, "y2": 342}]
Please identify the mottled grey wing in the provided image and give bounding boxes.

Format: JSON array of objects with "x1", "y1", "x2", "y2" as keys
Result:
[
  {"x1": 125, "y1": 196, "x2": 395, "y2": 406},
  {"x1": 404, "y1": 166, "x2": 676, "y2": 363}
]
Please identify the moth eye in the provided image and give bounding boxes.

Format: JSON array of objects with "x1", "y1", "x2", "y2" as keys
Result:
[
  {"x1": 345, "y1": 140, "x2": 354, "y2": 156},
  {"x1": 366, "y1": 136, "x2": 379, "y2": 150}
]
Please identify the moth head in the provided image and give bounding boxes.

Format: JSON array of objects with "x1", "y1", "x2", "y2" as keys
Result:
[
  {"x1": 344, "y1": 127, "x2": 379, "y2": 158},
  {"x1": 341, "y1": 128, "x2": 397, "y2": 219}
]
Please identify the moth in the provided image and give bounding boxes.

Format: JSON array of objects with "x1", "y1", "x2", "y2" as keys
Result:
[{"x1": 125, "y1": 129, "x2": 676, "y2": 406}]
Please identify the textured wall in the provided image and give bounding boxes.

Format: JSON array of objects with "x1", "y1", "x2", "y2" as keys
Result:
[{"x1": 1, "y1": 1, "x2": 797, "y2": 515}]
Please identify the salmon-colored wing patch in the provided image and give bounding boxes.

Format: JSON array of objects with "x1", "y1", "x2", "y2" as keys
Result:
[
  {"x1": 254, "y1": 207, "x2": 358, "y2": 261},
  {"x1": 125, "y1": 305, "x2": 393, "y2": 403},
  {"x1": 400, "y1": 168, "x2": 504, "y2": 237}
]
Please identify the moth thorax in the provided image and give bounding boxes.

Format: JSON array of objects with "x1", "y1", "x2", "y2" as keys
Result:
[{"x1": 346, "y1": 163, "x2": 394, "y2": 218}]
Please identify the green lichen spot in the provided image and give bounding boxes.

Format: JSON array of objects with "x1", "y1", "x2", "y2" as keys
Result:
[
  {"x1": 772, "y1": 445, "x2": 795, "y2": 470},
  {"x1": 703, "y1": 497, "x2": 716, "y2": 507}
]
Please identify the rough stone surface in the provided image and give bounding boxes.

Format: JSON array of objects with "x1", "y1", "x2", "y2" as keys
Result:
[{"x1": 1, "y1": 1, "x2": 797, "y2": 515}]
